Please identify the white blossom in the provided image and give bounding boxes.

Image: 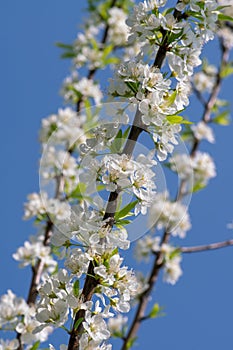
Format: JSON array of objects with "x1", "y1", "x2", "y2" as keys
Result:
[
  {"x1": 163, "y1": 255, "x2": 183, "y2": 285},
  {"x1": 170, "y1": 151, "x2": 216, "y2": 187},
  {"x1": 135, "y1": 235, "x2": 160, "y2": 261},
  {"x1": 83, "y1": 311, "x2": 110, "y2": 342},
  {"x1": 149, "y1": 192, "x2": 191, "y2": 238},
  {"x1": 108, "y1": 314, "x2": 128, "y2": 335},
  {"x1": 191, "y1": 121, "x2": 215, "y2": 143},
  {"x1": 0, "y1": 339, "x2": 19, "y2": 350}
]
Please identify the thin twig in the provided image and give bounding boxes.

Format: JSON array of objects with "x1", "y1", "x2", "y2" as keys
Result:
[{"x1": 181, "y1": 239, "x2": 233, "y2": 253}]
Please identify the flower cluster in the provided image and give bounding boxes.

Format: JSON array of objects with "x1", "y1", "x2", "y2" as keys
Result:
[
  {"x1": 135, "y1": 236, "x2": 183, "y2": 285},
  {"x1": 170, "y1": 151, "x2": 216, "y2": 189},
  {"x1": 0, "y1": 290, "x2": 52, "y2": 347},
  {"x1": 149, "y1": 192, "x2": 191, "y2": 238},
  {"x1": 61, "y1": 72, "x2": 103, "y2": 105},
  {"x1": 40, "y1": 107, "x2": 86, "y2": 148},
  {"x1": 80, "y1": 152, "x2": 157, "y2": 215},
  {"x1": 193, "y1": 63, "x2": 218, "y2": 93},
  {"x1": 23, "y1": 192, "x2": 71, "y2": 222},
  {"x1": 109, "y1": 0, "x2": 220, "y2": 161},
  {"x1": 13, "y1": 234, "x2": 56, "y2": 272}
]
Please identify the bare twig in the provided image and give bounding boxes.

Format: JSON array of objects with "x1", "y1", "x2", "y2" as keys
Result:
[{"x1": 181, "y1": 239, "x2": 233, "y2": 253}]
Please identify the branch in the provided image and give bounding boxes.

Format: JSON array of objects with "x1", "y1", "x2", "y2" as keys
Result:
[
  {"x1": 121, "y1": 38, "x2": 231, "y2": 350},
  {"x1": 181, "y1": 239, "x2": 233, "y2": 253},
  {"x1": 77, "y1": 0, "x2": 118, "y2": 112},
  {"x1": 191, "y1": 41, "x2": 230, "y2": 155},
  {"x1": 16, "y1": 4, "x2": 121, "y2": 350},
  {"x1": 67, "y1": 8, "x2": 178, "y2": 350}
]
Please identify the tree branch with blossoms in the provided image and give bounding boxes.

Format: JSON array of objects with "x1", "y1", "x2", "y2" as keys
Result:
[{"x1": 1, "y1": 1, "x2": 233, "y2": 350}]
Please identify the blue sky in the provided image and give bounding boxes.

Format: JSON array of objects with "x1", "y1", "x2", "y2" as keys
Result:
[{"x1": 1, "y1": 1, "x2": 233, "y2": 349}]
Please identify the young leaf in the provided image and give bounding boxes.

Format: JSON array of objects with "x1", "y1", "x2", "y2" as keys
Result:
[
  {"x1": 149, "y1": 303, "x2": 161, "y2": 318},
  {"x1": 218, "y1": 13, "x2": 233, "y2": 22},
  {"x1": 212, "y1": 110, "x2": 231, "y2": 125},
  {"x1": 29, "y1": 341, "x2": 40, "y2": 350},
  {"x1": 56, "y1": 42, "x2": 74, "y2": 50},
  {"x1": 126, "y1": 337, "x2": 137, "y2": 349},
  {"x1": 73, "y1": 280, "x2": 80, "y2": 298},
  {"x1": 167, "y1": 115, "x2": 192, "y2": 125},
  {"x1": 167, "y1": 115, "x2": 183, "y2": 124},
  {"x1": 115, "y1": 200, "x2": 138, "y2": 220},
  {"x1": 149, "y1": 303, "x2": 165, "y2": 318},
  {"x1": 220, "y1": 63, "x2": 233, "y2": 78},
  {"x1": 163, "y1": 90, "x2": 177, "y2": 107},
  {"x1": 192, "y1": 182, "x2": 206, "y2": 193},
  {"x1": 74, "y1": 317, "x2": 84, "y2": 331}
]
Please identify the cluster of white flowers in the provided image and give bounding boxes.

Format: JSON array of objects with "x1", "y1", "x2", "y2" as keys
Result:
[
  {"x1": 191, "y1": 121, "x2": 215, "y2": 143},
  {"x1": 40, "y1": 107, "x2": 86, "y2": 148},
  {"x1": 0, "y1": 290, "x2": 52, "y2": 347},
  {"x1": 24, "y1": 192, "x2": 71, "y2": 222},
  {"x1": 40, "y1": 146, "x2": 80, "y2": 195},
  {"x1": 149, "y1": 192, "x2": 191, "y2": 238},
  {"x1": 41, "y1": 147, "x2": 78, "y2": 179},
  {"x1": 170, "y1": 151, "x2": 216, "y2": 188},
  {"x1": 61, "y1": 72, "x2": 103, "y2": 105},
  {"x1": 161, "y1": 244, "x2": 183, "y2": 285},
  {"x1": 193, "y1": 64, "x2": 218, "y2": 93},
  {"x1": 33, "y1": 251, "x2": 141, "y2": 349},
  {"x1": 135, "y1": 236, "x2": 183, "y2": 284},
  {"x1": 108, "y1": 314, "x2": 128, "y2": 336},
  {"x1": 80, "y1": 152, "x2": 157, "y2": 215},
  {"x1": 13, "y1": 234, "x2": 57, "y2": 272},
  {"x1": 107, "y1": 7, "x2": 129, "y2": 46},
  {"x1": 218, "y1": 0, "x2": 233, "y2": 49},
  {"x1": 135, "y1": 235, "x2": 160, "y2": 261},
  {"x1": 0, "y1": 339, "x2": 19, "y2": 350},
  {"x1": 73, "y1": 6, "x2": 129, "y2": 71},
  {"x1": 109, "y1": 0, "x2": 220, "y2": 161},
  {"x1": 35, "y1": 269, "x2": 80, "y2": 332}
]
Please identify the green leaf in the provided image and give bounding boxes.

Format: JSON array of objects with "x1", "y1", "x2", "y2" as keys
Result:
[
  {"x1": 73, "y1": 280, "x2": 80, "y2": 298},
  {"x1": 218, "y1": 13, "x2": 233, "y2": 22},
  {"x1": 125, "y1": 81, "x2": 139, "y2": 94},
  {"x1": 56, "y1": 42, "x2": 74, "y2": 50},
  {"x1": 102, "y1": 44, "x2": 114, "y2": 59},
  {"x1": 98, "y1": 3, "x2": 109, "y2": 20},
  {"x1": 70, "y1": 183, "x2": 87, "y2": 199},
  {"x1": 192, "y1": 182, "x2": 206, "y2": 193},
  {"x1": 97, "y1": 184, "x2": 106, "y2": 192},
  {"x1": 122, "y1": 126, "x2": 130, "y2": 139},
  {"x1": 167, "y1": 28, "x2": 184, "y2": 45},
  {"x1": 74, "y1": 317, "x2": 84, "y2": 331},
  {"x1": 212, "y1": 110, "x2": 231, "y2": 125},
  {"x1": 169, "y1": 248, "x2": 181, "y2": 260},
  {"x1": 149, "y1": 303, "x2": 161, "y2": 318},
  {"x1": 167, "y1": 115, "x2": 183, "y2": 124},
  {"x1": 220, "y1": 63, "x2": 233, "y2": 78},
  {"x1": 115, "y1": 200, "x2": 138, "y2": 220},
  {"x1": 29, "y1": 341, "x2": 40, "y2": 350},
  {"x1": 115, "y1": 219, "x2": 132, "y2": 226},
  {"x1": 90, "y1": 37, "x2": 99, "y2": 51},
  {"x1": 163, "y1": 90, "x2": 177, "y2": 107},
  {"x1": 110, "y1": 129, "x2": 123, "y2": 153},
  {"x1": 166, "y1": 115, "x2": 192, "y2": 125},
  {"x1": 61, "y1": 52, "x2": 76, "y2": 59},
  {"x1": 126, "y1": 337, "x2": 137, "y2": 349},
  {"x1": 110, "y1": 247, "x2": 118, "y2": 257},
  {"x1": 103, "y1": 57, "x2": 120, "y2": 65},
  {"x1": 181, "y1": 128, "x2": 193, "y2": 141}
]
